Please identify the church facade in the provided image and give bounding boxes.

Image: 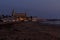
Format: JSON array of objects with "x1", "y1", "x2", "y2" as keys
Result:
[
  {"x1": 11, "y1": 9, "x2": 38, "y2": 22},
  {"x1": 12, "y1": 9, "x2": 27, "y2": 21}
]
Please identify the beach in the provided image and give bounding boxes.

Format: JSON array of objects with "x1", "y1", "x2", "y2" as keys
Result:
[{"x1": 0, "y1": 22, "x2": 60, "y2": 40}]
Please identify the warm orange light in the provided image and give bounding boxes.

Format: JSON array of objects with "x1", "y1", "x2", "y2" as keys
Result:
[
  {"x1": 29, "y1": 18, "x2": 31, "y2": 20},
  {"x1": 19, "y1": 17, "x2": 24, "y2": 20}
]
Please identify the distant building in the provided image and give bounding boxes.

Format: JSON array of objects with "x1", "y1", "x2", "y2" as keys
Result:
[
  {"x1": 0, "y1": 17, "x2": 16, "y2": 23},
  {"x1": 12, "y1": 9, "x2": 26, "y2": 17},
  {"x1": 11, "y1": 9, "x2": 39, "y2": 22},
  {"x1": 12, "y1": 9, "x2": 27, "y2": 21}
]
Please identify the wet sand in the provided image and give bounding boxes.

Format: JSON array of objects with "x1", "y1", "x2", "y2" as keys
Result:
[{"x1": 0, "y1": 22, "x2": 60, "y2": 40}]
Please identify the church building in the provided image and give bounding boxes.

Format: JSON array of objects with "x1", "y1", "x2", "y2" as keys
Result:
[{"x1": 12, "y1": 9, "x2": 27, "y2": 21}]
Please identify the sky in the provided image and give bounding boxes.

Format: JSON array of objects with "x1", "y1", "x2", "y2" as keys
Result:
[{"x1": 0, "y1": 0, "x2": 60, "y2": 19}]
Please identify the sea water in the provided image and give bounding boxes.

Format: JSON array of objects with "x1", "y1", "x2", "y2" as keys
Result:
[{"x1": 41, "y1": 21, "x2": 60, "y2": 24}]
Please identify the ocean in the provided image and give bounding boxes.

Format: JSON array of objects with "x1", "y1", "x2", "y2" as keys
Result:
[{"x1": 40, "y1": 21, "x2": 60, "y2": 24}]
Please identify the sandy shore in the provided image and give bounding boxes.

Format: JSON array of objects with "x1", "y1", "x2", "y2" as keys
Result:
[{"x1": 0, "y1": 22, "x2": 60, "y2": 40}]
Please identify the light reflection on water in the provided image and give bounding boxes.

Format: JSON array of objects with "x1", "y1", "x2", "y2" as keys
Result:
[{"x1": 41, "y1": 21, "x2": 60, "y2": 24}]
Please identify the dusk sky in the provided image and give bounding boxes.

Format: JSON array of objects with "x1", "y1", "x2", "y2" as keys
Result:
[{"x1": 0, "y1": 0, "x2": 60, "y2": 19}]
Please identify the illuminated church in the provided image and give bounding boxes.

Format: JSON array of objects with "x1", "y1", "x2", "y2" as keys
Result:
[
  {"x1": 11, "y1": 9, "x2": 27, "y2": 21},
  {"x1": 12, "y1": 9, "x2": 26, "y2": 17},
  {"x1": 11, "y1": 9, "x2": 38, "y2": 22}
]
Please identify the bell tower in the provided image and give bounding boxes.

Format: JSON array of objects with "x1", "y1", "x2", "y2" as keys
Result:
[{"x1": 12, "y1": 9, "x2": 16, "y2": 17}]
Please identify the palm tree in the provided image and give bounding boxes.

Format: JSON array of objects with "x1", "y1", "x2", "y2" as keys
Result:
[
  {"x1": 30, "y1": 16, "x2": 32, "y2": 21},
  {"x1": 5, "y1": 15, "x2": 8, "y2": 18},
  {"x1": 2, "y1": 14, "x2": 5, "y2": 18}
]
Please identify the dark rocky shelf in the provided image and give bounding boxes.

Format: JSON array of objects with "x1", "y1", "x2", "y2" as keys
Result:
[{"x1": 0, "y1": 22, "x2": 60, "y2": 40}]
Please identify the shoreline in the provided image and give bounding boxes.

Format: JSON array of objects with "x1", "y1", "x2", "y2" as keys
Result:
[{"x1": 0, "y1": 22, "x2": 60, "y2": 40}]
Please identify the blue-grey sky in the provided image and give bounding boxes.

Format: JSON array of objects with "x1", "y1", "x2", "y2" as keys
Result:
[{"x1": 0, "y1": 0, "x2": 60, "y2": 19}]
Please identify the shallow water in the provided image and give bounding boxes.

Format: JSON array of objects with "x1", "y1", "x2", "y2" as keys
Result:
[{"x1": 41, "y1": 21, "x2": 60, "y2": 24}]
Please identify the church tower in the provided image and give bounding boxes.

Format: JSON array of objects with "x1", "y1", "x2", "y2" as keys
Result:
[{"x1": 12, "y1": 9, "x2": 16, "y2": 17}]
